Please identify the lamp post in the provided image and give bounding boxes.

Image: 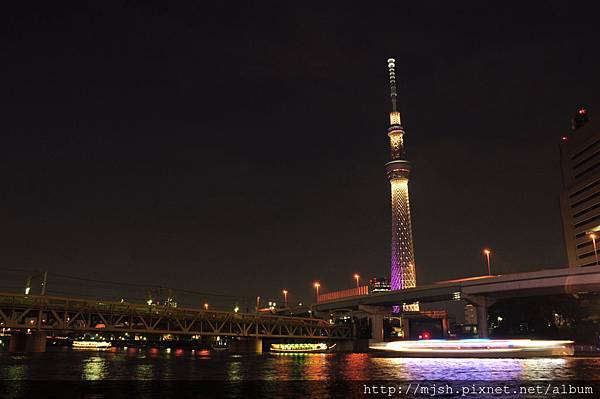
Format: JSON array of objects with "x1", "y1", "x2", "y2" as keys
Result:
[
  {"x1": 314, "y1": 282, "x2": 320, "y2": 303},
  {"x1": 25, "y1": 276, "x2": 31, "y2": 295},
  {"x1": 204, "y1": 303, "x2": 208, "y2": 311},
  {"x1": 282, "y1": 289, "x2": 288, "y2": 307},
  {"x1": 354, "y1": 274, "x2": 360, "y2": 288},
  {"x1": 483, "y1": 248, "x2": 491, "y2": 275},
  {"x1": 590, "y1": 233, "x2": 599, "y2": 265}
]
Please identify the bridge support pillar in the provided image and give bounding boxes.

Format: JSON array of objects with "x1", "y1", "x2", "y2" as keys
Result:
[
  {"x1": 359, "y1": 305, "x2": 389, "y2": 343},
  {"x1": 229, "y1": 337, "x2": 262, "y2": 354},
  {"x1": 463, "y1": 295, "x2": 495, "y2": 339},
  {"x1": 477, "y1": 306, "x2": 489, "y2": 338},
  {"x1": 333, "y1": 338, "x2": 370, "y2": 352},
  {"x1": 8, "y1": 331, "x2": 47, "y2": 353}
]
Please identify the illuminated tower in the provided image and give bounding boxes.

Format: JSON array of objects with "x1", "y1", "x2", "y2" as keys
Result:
[{"x1": 385, "y1": 58, "x2": 418, "y2": 311}]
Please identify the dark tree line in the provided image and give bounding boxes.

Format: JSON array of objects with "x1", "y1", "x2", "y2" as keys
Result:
[{"x1": 489, "y1": 294, "x2": 600, "y2": 344}]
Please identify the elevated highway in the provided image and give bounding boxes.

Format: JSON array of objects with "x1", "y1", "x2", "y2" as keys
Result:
[
  {"x1": 314, "y1": 266, "x2": 600, "y2": 340},
  {"x1": 315, "y1": 265, "x2": 600, "y2": 311}
]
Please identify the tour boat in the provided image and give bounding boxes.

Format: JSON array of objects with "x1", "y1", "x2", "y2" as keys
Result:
[
  {"x1": 369, "y1": 339, "x2": 574, "y2": 358},
  {"x1": 211, "y1": 343, "x2": 229, "y2": 352},
  {"x1": 72, "y1": 340, "x2": 112, "y2": 349},
  {"x1": 211, "y1": 338, "x2": 229, "y2": 351},
  {"x1": 270, "y1": 343, "x2": 336, "y2": 353}
]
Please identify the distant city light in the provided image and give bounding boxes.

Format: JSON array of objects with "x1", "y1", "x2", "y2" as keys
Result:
[
  {"x1": 483, "y1": 248, "x2": 492, "y2": 275},
  {"x1": 282, "y1": 289, "x2": 288, "y2": 307},
  {"x1": 588, "y1": 232, "x2": 599, "y2": 265}
]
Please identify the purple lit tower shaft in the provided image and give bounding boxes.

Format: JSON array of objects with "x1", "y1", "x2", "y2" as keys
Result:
[{"x1": 385, "y1": 59, "x2": 417, "y2": 311}]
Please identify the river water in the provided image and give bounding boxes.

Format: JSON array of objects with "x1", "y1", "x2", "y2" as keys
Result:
[{"x1": 1, "y1": 348, "x2": 600, "y2": 398}]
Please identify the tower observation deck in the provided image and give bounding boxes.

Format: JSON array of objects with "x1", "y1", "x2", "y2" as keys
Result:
[{"x1": 385, "y1": 58, "x2": 418, "y2": 311}]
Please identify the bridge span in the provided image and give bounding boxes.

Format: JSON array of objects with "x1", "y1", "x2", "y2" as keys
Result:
[{"x1": 0, "y1": 292, "x2": 352, "y2": 352}]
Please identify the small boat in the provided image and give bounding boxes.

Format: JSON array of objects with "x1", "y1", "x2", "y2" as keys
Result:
[
  {"x1": 72, "y1": 340, "x2": 111, "y2": 349},
  {"x1": 211, "y1": 338, "x2": 229, "y2": 351},
  {"x1": 211, "y1": 343, "x2": 229, "y2": 351},
  {"x1": 270, "y1": 343, "x2": 336, "y2": 353}
]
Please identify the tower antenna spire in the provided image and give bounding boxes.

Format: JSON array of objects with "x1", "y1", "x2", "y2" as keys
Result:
[{"x1": 387, "y1": 58, "x2": 397, "y2": 112}]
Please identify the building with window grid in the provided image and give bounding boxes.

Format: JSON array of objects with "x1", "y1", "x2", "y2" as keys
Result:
[{"x1": 560, "y1": 109, "x2": 600, "y2": 267}]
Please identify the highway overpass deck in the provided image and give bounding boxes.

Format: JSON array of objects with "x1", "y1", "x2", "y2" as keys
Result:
[{"x1": 315, "y1": 265, "x2": 600, "y2": 312}]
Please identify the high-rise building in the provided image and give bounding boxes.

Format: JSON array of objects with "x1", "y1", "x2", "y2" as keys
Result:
[
  {"x1": 560, "y1": 107, "x2": 600, "y2": 267},
  {"x1": 385, "y1": 59, "x2": 418, "y2": 310}
]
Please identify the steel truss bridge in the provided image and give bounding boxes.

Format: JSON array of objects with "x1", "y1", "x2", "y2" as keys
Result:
[{"x1": 0, "y1": 292, "x2": 352, "y2": 340}]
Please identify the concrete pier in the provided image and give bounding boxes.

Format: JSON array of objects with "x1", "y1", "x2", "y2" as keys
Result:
[
  {"x1": 334, "y1": 338, "x2": 370, "y2": 352},
  {"x1": 8, "y1": 331, "x2": 47, "y2": 353},
  {"x1": 229, "y1": 337, "x2": 263, "y2": 353},
  {"x1": 359, "y1": 305, "x2": 388, "y2": 342},
  {"x1": 464, "y1": 294, "x2": 495, "y2": 339}
]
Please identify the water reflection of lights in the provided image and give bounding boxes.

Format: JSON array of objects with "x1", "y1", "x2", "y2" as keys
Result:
[
  {"x1": 83, "y1": 357, "x2": 107, "y2": 380},
  {"x1": 372, "y1": 357, "x2": 526, "y2": 380},
  {"x1": 193, "y1": 349, "x2": 211, "y2": 359},
  {"x1": 372, "y1": 356, "x2": 571, "y2": 381},
  {"x1": 6, "y1": 365, "x2": 27, "y2": 380},
  {"x1": 341, "y1": 353, "x2": 370, "y2": 380},
  {"x1": 304, "y1": 353, "x2": 332, "y2": 380},
  {"x1": 370, "y1": 339, "x2": 574, "y2": 357},
  {"x1": 227, "y1": 360, "x2": 242, "y2": 381},
  {"x1": 134, "y1": 364, "x2": 153, "y2": 380},
  {"x1": 126, "y1": 347, "x2": 139, "y2": 357}
]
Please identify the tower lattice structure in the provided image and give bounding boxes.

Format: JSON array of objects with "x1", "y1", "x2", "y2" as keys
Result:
[{"x1": 385, "y1": 58, "x2": 418, "y2": 312}]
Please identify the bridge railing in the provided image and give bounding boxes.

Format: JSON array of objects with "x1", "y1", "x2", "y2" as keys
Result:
[{"x1": 318, "y1": 285, "x2": 369, "y2": 303}]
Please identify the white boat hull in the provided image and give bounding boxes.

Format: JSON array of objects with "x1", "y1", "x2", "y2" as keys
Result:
[{"x1": 370, "y1": 339, "x2": 574, "y2": 358}]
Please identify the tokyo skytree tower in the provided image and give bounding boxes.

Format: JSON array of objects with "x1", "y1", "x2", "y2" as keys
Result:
[{"x1": 385, "y1": 58, "x2": 418, "y2": 311}]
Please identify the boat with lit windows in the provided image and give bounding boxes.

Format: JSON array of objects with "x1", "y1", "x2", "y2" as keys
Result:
[
  {"x1": 369, "y1": 339, "x2": 574, "y2": 358},
  {"x1": 211, "y1": 337, "x2": 229, "y2": 351},
  {"x1": 270, "y1": 343, "x2": 336, "y2": 353},
  {"x1": 72, "y1": 340, "x2": 112, "y2": 349}
]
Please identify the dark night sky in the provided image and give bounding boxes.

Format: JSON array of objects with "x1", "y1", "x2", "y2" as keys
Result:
[{"x1": 1, "y1": 2, "x2": 599, "y2": 305}]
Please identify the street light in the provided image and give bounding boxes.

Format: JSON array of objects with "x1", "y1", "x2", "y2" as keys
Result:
[
  {"x1": 314, "y1": 282, "x2": 320, "y2": 302},
  {"x1": 354, "y1": 274, "x2": 360, "y2": 288},
  {"x1": 204, "y1": 303, "x2": 209, "y2": 311},
  {"x1": 282, "y1": 289, "x2": 288, "y2": 307},
  {"x1": 234, "y1": 306, "x2": 240, "y2": 313},
  {"x1": 483, "y1": 248, "x2": 491, "y2": 275},
  {"x1": 589, "y1": 233, "x2": 599, "y2": 265}
]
